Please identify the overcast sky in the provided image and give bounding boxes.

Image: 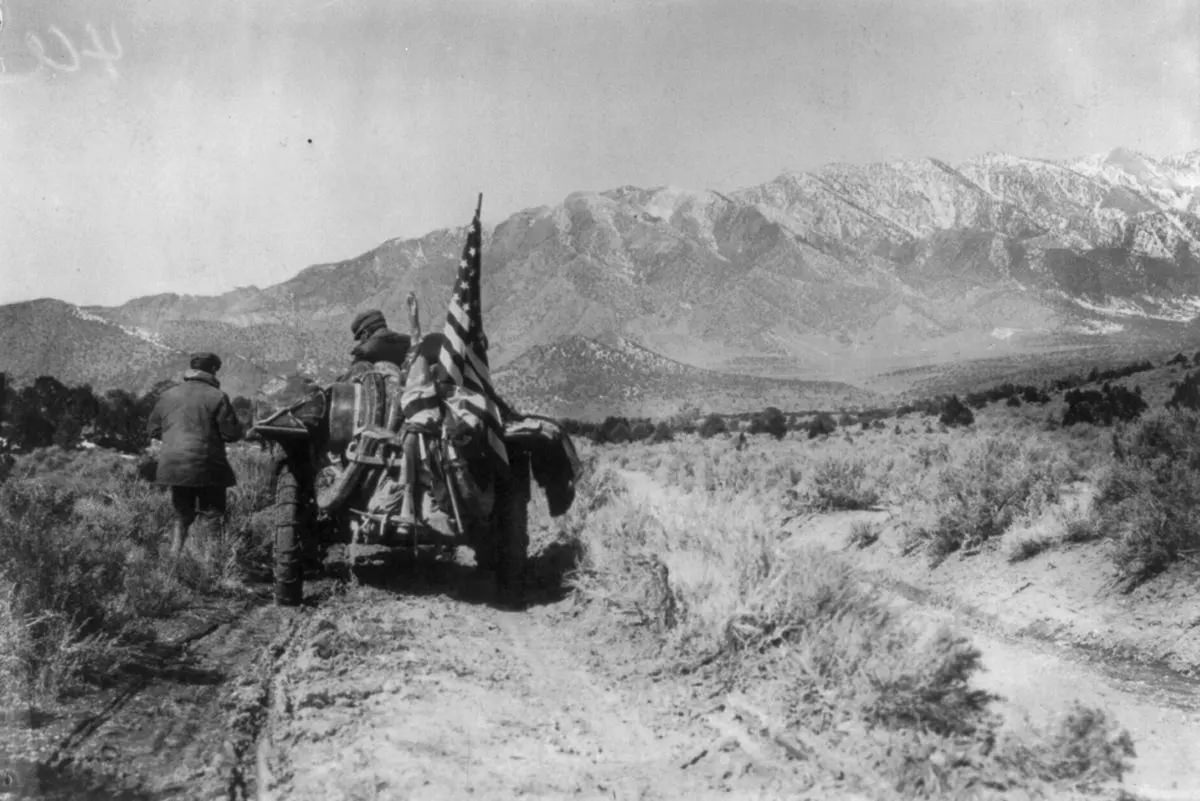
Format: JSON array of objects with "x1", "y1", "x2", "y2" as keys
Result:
[{"x1": 1, "y1": 0, "x2": 1197, "y2": 306}]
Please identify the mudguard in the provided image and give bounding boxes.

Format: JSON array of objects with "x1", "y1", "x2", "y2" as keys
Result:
[{"x1": 251, "y1": 374, "x2": 325, "y2": 439}]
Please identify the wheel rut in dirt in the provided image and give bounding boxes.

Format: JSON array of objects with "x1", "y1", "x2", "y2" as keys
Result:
[{"x1": 1, "y1": 592, "x2": 306, "y2": 801}]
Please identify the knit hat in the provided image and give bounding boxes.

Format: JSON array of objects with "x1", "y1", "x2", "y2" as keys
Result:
[
  {"x1": 351, "y1": 309, "x2": 387, "y2": 339},
  {"x1": 189, "y1": 352, "x2": 222, "y2": 373}
]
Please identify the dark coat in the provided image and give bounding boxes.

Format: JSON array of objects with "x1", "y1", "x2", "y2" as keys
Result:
[
  {"x1": 147, "y1": 371, "x2": 244, "y2": 487},
  {"x1": 351, "y1": 327, "x2": 411, "y2": 368}
]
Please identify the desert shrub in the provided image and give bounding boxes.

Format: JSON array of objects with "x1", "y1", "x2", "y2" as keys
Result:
[
  {"x1": 1062, "y1": 385, "x2": 1146, "y2": 427},
  {"x1": 594, "y1": 416, "x2": 634, "y2": 444},
  {"x1": 1167, "y1": 370, "x2": 1200, "y2": 411},
  {"x1": 848, "y1": 519, "x2": 880, "y2": 548},
  {"x1": 731, "y1": 553, "x2": 997, "y2": 746},
  {"x1": 0, "y1": 455, "x2": 171, "y2": 701},
  {"x1": 697, "y1": 413, "x2": 726, "y2": 439},
  {"x1": 910, "y1": 437, "x2": 1068, "y2": 562},
  {"x1": 964, "y1": 391, "x2": 990, "y2": 409},
  {"x1": 648, "y1": 421, "x2": 674, "y2": 443},
  {"x1": 914, "y1": 441, "x2": 950, "y2": 469},
  {"x1": 1021, "y1": 385, "x2": 1051, "y2": 404},
  {"x1": 1167, "y1": 352, "x2": 1190, "y2": 367},
  {"x1": 1062, "y1": 515, "x2": 1100, "y2": 543},
  {"x1": 810, "y1": 456, "x2": 880, "y2": 510},
  {"x1": 1094, "y1": 409, "x2": 1200, "y2": 582},
  {"x1": 577, "y1": 463, "x2": 625, "y2": 513},
  {"x1": 897, "y1": 397, "x2": 943, "y2": 418},
  {"x1": 1040, "y1": 704, "x2": 1136, "y2": 781},
  {"x1": 938, "y1": 395, "x2": 973, "y2": 427},
  {"x1": 1007, "y1": 534, "x2": 1053, "y2": 563},
  {"x1": 93, "y1": 388, "x2": 156, "y2": 452},
  {"x1": 1050, "y1": 372, "x2": 1085, "y2": 392},
  {"x1": 0, "y1": 446, "x2": 274, "y2": 706},
  {"x1": 747, "y1": 406, "x2": 787, "y2": 440},
  {"x1": 807, "y1": 412, "x2": 837, "y2": 439},
  {"x1": 573, "y1": 509, "x2": 679, "y2": 631},
  {"x1": 667, "y1": 403, "x2": 702, "y2": 434},
  {"x1": 996, "y1": 703, "x2": 1135, "y2": 785}
]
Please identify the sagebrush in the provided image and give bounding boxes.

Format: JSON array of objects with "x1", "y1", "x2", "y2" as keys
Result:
[{"x1": 0, "y1": 445, "x2": 273, "y2": 706}]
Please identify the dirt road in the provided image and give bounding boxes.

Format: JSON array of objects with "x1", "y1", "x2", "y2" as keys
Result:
[
  {"x1": 11, "y1": 468, "x2": 1198, "y2": 800},
  {"x1": 255, "y1": 560, "x2": 803, "y2": 801}
]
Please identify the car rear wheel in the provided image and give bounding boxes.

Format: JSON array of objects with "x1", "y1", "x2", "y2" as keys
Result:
[{"x1": 273, "y1": 456, "x2": 308, "y2": 606}]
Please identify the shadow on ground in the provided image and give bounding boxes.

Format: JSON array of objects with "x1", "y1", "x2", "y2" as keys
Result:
[
  {"x1": 0, "y1": 758, "x2": 157, "y2": 801},
  {"x1": 314, "y1": 537, "x2": 584, "y2": 611}
]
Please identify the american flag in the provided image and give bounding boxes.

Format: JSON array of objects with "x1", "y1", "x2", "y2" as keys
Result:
[{"x1": 439, "y1": 198, "x2": 508, "y2": 465}]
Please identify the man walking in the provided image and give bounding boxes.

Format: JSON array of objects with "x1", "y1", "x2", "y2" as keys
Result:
[{"x1": 147, "y1": 352, "x2": 244, "y2": 555}]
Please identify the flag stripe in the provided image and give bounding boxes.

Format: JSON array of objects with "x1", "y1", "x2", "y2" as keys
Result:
[{"x1": 438, "y1": 207, "x2": 508, "y2": 465}]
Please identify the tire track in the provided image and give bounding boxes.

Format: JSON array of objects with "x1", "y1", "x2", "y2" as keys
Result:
[{"x1": 15, "y1": 595, "x2": 302, "y2": 801}]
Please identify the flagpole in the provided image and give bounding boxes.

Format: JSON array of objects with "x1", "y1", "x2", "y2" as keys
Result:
[{"x1": 474, "y1": 193, "x2": 484, "y2": 353}]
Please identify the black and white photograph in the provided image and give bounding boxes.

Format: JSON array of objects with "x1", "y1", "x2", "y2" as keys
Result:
[{"x1": 1, "y1": 0, "x2": 1198, "y2": 798}]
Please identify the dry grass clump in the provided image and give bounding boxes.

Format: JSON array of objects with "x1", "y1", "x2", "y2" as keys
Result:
[
  {"x1": 848, "y1": 519, "x2": 881, "y2": 548},
  {"x1": 903, "y1": 435, "x2": 1072, "y2": 564},
  {"x1": 0, "y1": 445, "x2": 274, "y2": 707},
  {"x1": 996, "y1": 704, "x2": 1135, "y2": 787},
  {"x1": 1091, "y1": 409, "x2": 1200, "y2": 583},
  {"x1": 729, "y1": 552, "x2": 994, "y2": 732},
  {"x1": 809, "y1": 455, "x2": 881, "y2": 510},
  {"x1": 1006, "y1": 534, "x2": 1055, "y2": 563},
  {"x1": 565, "y1": 461, "x2": 778, "y2": 645}
]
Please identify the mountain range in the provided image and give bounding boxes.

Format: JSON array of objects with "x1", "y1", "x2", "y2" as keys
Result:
[{"x1": 4, "y1": 146, "x2": 1200, "y2": 418}]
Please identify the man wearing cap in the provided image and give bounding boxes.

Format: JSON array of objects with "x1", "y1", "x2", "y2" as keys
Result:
[
  {"x1": 147, "y1": 352, "x2": 244, "y2": 555},
  {"x1": 349, "y1": 309, "x2": 411, "y2": 371}
]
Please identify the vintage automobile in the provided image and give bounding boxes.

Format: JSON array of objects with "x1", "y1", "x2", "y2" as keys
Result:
[{"x1": 250, "y1": 363, "x2": 580, "y2": 606}]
